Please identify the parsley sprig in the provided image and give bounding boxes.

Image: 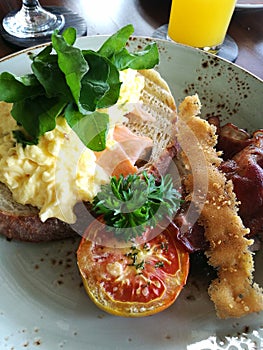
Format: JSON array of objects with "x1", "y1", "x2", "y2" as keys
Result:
[{"x1": 92, "y1": 172, "x2": 182, "y2": 241}]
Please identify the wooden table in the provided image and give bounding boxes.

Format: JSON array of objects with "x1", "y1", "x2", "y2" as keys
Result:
[{"x1": 0, "y1": 0, "x2": 262, "y2": 79}]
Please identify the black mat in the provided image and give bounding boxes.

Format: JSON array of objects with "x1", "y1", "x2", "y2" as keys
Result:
[
  {"x1": 152, "y1": 24, "x2": 239, "y2": 63},
  {"x1": 0, "y1": 6, "x2": 87, "y2": 48}
]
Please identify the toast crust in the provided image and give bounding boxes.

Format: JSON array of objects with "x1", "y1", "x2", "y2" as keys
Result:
[{"x1": 0, "y1": 210, "x2": 75, "y2": 242}]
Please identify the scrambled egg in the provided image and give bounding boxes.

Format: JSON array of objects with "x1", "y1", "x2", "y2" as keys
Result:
[{"x1": 0, "y1": 69, "x2": 145, "y2": 223}]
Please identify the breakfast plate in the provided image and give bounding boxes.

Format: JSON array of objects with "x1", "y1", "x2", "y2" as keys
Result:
[
  {"x1": 0, "y1": 35, "x2": 262, "y2": 350},
  {"x1": 236, "y1": 0, "x2": 263, "y2": 9}
]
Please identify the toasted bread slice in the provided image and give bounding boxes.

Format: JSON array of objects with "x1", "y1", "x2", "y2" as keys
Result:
[
  {"x1": 0, "y1": 69, "x2": 177, "y2": 241},
  {"x1": 0, "y1": 182, "x2": 76, "y2": 241}
]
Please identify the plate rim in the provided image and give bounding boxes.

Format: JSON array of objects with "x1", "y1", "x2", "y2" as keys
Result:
[{"x1": 1, "y1": 34, "x2": 263, "y2": 84}]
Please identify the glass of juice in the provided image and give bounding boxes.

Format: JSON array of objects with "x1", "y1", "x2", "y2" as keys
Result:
[{"x1": 167, "y1": 0, "x2": 237, "y2": 53}]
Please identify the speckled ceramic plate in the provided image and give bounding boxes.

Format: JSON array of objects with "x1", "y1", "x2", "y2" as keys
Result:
[
  {"x1": 236, "y1": 0, "x2": 263, "y2": 9},
  {"x1": 0, "y1": 36, "x2": 262, "y2": 350}
]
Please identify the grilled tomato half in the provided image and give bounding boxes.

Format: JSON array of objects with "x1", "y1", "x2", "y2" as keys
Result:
[{"x1": 77, "y1": 217, "x2": 189, "y2": 317}]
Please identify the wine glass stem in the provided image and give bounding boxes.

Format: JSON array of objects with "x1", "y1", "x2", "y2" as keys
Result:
[
  {"x1": 2, "y1": 0, "x2": 65, "y2": 38},
  {"x1": 23, "y1": 0, "x2": 41, "y2": 7}
]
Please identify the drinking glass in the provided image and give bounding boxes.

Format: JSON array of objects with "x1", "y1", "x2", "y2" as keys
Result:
[
  {"x1": 167, "y1": 0, "x2": 237, "y2": 54},
  {"x1": 2, "y1": 0, "x2": 65, "y2": 39}
]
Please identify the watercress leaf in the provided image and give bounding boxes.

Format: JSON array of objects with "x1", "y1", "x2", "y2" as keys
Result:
[
  {"x1": 29, "y1": 44, "x2": 52, "y2": 61},
  {"x1": 11, "y1": 95, "x2": 66, "y2": 140},
  {"x1": 31, "y1": 52, "x2": 73, "y2": 100},
  {"x1": 75, "y1": 111, "x2": 109, "y2": 151},
  {"x1": 98, "y1": 24, "x2": 134, "y2": 59},
  {"x1": 0, "y1": 72, "x2": 43, "y2": 102},
  {"x1": 62, "y1": 27, "x2": 76, "y2": 46},
  {"x1": 12, "y1": 130, "x2": 38, "y2": 146},
  {"x1": 65, "y1": 104, "x2": 109, "y2": 151},
  {"x1": 97, "y1": 60, "x2": 122, "y2": 109},
  {"x1": 52, "y1": 30, "x2": 89, "y2": 112},
  {"x1": 64, "y1": 103, "x2": 83, "y2": 127},
  {"x1": 80, "y1": 53, "x2": 121, "y2": 111},
  {"x1": 79, "y1": 51, "x2": 110, "y2": 111},
  {"x1": 113, "y1": 43, "x2": 159, "y2": 71}
]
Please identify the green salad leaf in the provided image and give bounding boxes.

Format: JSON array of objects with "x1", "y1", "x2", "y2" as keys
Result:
[
  {"x1": 79, "y1": 51, "x2": 111, "y2": 112},
  {"x1": 65, "y1": 104, "x2": 109, "y2": 151},
  {"x1": 112, "y1": 43, "x2": 159, "y2": 71},
  {"x1": 52, "y1": 28, "x2": 89, "y2": 113},
  {"x1": 11, "y1": 95, "x2": 66, "y2": 144},
  {"x1": 97, "y1": 24, "x2": 134, "y2": 59},
  {"x1": 98, "y1": 24, "x2": 159, "y2": 71},
  {"x1": 0, "y1": 24, "x2": 159, "y2": 149},
  {"x1": 0, "y1": 72, "x2": 44, "y2": 102},
  {"x1": 31, "y1": 46, "x2": 73, "y2": 100}
]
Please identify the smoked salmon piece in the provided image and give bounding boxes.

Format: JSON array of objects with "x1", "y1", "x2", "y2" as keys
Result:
[{"x1": 95, "y1": 125, "x2": 153, "y2": 178}]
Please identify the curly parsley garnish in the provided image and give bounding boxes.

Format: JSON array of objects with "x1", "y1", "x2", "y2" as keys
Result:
[{"x1": 92, "y1": 172, "x2": 182, "y2": 241}]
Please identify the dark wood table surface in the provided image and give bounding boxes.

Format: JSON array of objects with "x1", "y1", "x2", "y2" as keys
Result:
[{"x1": 0, "y1": 0, "x2": 262, "y2": 79}]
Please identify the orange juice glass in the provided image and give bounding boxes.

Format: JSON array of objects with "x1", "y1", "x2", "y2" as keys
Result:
[{"x1": 168, "y1": 0, "x2": 237, "y2": 53}]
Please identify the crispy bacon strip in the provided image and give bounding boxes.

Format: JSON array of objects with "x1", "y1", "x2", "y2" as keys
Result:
[
  {"x1": 214, "y1": 125, "x2": 263, "y2": 237},
  {"x1": 177, "y1": 95, "x2": 263, "y2": 319}
]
